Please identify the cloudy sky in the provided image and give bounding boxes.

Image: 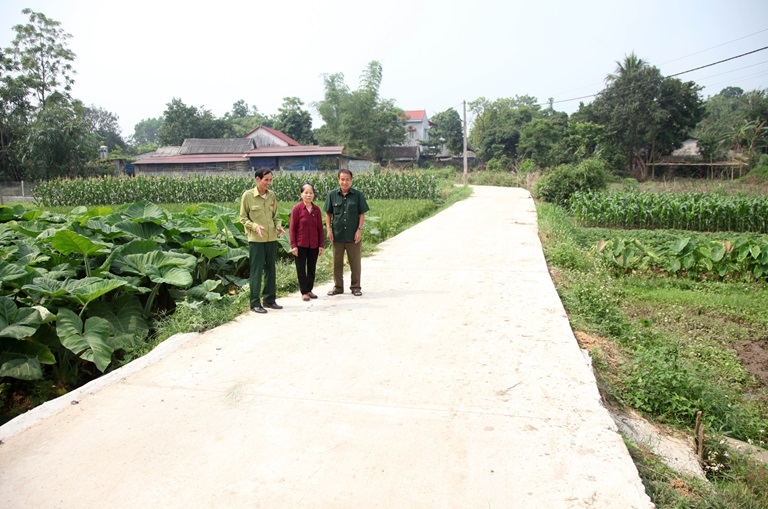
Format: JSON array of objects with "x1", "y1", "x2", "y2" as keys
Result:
[{"x1": 2, "y1": 0, "x2": 767, "y2": 139}]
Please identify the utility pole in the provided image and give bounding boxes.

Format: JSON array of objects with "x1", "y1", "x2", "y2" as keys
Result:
[{"x1": 463, "y1": 100, "x2": 468, "y2": 186}]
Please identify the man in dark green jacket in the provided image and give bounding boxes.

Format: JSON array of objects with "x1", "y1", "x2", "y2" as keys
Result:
[
  {"x1": 324, "y1": 169, "x2": 369, "y2": 296},
  {"x1": 240, "y1": 168, "x2": 285, "y2": 313}
]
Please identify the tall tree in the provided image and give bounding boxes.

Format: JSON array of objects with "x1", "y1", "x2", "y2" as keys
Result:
[
  {"x1": 18, "y1": 96, "x2": 97, "y2": 179},
  {"x1": 314, "y1": 61, "x2": 405, "y2": 159},
  {"x1": 582, "y1": 57, "x2": 704, "y2": 176},
  {"x1": 225, "y1": 100, "x2": 273, "y2": 136},
  {"x1": 0, "y1": 47, "x2": 32, "y2": 180},
  {"x1": 157, "y1": 98, "x2": 234, "y2": 145},
  {"x1": 428, "y1": 108, "x2": 464, "y2": 155},
  {"x1": 607, "y1": 52, "x2": 647, "y2": 83},
  {"x1": 131, "y1": 117, "x2": 163, "y2": 146},
  {"x1": 9, "y1": 8, "x2": 76, "y2": 107},
  {"x1": 229, "y1": 99, "x2": 251, "y2": 118},
  {"x1": 518, "y1": 118, "x2": 565, "y2": 167},
  {"x1": 84, "y1": 105, "x2": 125, "y2": 151},
  {"x1": 274, "y1": 96, "x2": 314, "y2": 145},
  {"x1": 468, "y1": 95, "x2": 541, "y2": 162}
]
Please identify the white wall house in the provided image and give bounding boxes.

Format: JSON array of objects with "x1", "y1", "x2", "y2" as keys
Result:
[{"x1": 401, "y1": 110, "x2": 433, "y2": 146}]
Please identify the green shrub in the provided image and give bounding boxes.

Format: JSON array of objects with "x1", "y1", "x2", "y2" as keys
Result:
[
  {"x1": 536, "y1": 157, "x2": 608, "y2": 205},
  {"x1": 485, "y1": 156, "x2": 513, "y2": 172},
  {"x1": 516, "y1": 158, "x2": 537, "y2": 175}
]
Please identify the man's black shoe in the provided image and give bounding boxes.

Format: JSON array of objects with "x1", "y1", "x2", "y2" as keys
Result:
[
  {"x1": 251, "y1": 306, "x2": 267, "y2": 314},
  {"x1": 263, "y1": 302, "x2": 283, "y2": 310}
]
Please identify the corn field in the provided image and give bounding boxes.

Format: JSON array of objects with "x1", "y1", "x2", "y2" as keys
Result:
[
  {"x1": 569, "y1": 191, "x2": 768, "y2": 234},
  {"x1": 33, "y1": 172, "x2": 438, "y2": 207}
]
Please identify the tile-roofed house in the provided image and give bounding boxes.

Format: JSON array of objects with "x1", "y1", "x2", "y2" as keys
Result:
[
  {"x1": 132, "y1": 127, "x2": 373, "y2": 176},
  {"x1": 180, "y1": 138, "x2": 255, "y2": 154},
  {"x1": 400, "y1": 110, "x2": 435, "y2": 147},
  {"x1": 244, "y1": 126, "x2": 300, "y2": 147},
  {"x1": 381, "y1": 109, "x2": 436, "y2": 164}
]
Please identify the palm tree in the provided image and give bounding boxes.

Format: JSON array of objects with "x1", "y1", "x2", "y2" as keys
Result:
[{"x1": 606, "y1": 52, "x2": 647, "y2": 82}]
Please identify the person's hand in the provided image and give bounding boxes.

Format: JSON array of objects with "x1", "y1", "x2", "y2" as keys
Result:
[
  {"x1": 291, "y1": 247, "x2": 298, "y2": 257},
  {"x1": 277, "y1": 226, "x2": 285, "y2": 237},
  {"x1": 255, "y1": 224, "x2": 264, "y2": 238},
  {"x1": 354, "y1": 229, "x2": 362, "y2": 244},
  {"x1": 319, "y1": 247, "x2": 324, "y2": 256},
  {"x1": 327, "y1": 231, "x2": 334, "y2": 243}
]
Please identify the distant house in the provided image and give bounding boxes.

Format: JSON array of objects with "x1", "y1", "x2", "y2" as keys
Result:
[
  {"x1": 643, "y1": 138, "x2": 745, "y2": 179},
  {"x1": 381, "y1": 109, "x2": 436, "y2": 164},
  {"x1": 132, "y1": 127, "x2": 372, "y2": 175},
  {"x1": 132, "y1": 138, "x2": 255, "y2": 175},
  {"x1": 244, "y1": 125, "x2": 301, "y2": 147}
]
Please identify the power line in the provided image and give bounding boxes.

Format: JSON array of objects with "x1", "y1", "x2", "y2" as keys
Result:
[
  {"x1": 544, "y1": 46, "x2": 768, "y2": 108},
  {"x1": 668, "y1": 46, "x2": 768, "y2": 76},
  {"x1": 694, "y1": 59, "x2": 768, "y2": 81},
  {"x1": 660, "y1": 27, "x2": 768, "y2": 65}
]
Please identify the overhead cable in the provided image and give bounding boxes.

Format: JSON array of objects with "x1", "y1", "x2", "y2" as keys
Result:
[{"x1": 668, "y1": 46, "x2": 768, "y2": 76}]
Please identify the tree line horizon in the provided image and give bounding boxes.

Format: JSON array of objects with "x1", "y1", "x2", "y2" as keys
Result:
[{"x1": 1, "y1": 8, "x2": 766, "y2": 183}]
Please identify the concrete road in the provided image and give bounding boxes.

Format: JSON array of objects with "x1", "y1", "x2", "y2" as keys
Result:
[{"x1": 0, "y1": 186, "x2": 653, "y2": 508}]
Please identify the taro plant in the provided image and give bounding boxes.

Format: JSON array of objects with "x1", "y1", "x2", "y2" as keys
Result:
[
  {"x1": 594, "y1": 236, "x2": 768, "y2": 282},
  {"x1": 0, "y1": 297, "x2": 54, "y2": 380}
]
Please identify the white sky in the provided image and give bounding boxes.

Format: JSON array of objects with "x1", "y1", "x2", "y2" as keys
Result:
[{"x1": 2, "y1": 0, "x2": 767, "y2": 139}]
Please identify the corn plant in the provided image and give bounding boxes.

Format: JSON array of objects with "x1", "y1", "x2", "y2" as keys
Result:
[
  {"x1": 33, "y1": 172, "x2": 439, "y2": 206},
  {"x1": 569, "y1": 191, "x2": 768, "y2": 234}
]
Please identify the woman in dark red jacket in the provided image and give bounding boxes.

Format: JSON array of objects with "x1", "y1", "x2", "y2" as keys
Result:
[{"x1": 290, "y1": 183, "x2": 325, "y2": 301}]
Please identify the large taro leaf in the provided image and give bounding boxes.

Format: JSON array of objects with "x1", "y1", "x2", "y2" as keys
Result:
[
  {"x1": 56, "y1": 308, "x2": 113, "y2": 372},
  {"x1": 0, "y1": 296, "x2": 43, "y2": 339},
  {"x1": 211, "y1": 247, "x2": 249, "y2": 270},
  {"x1": 0, "y1": 259, "x2": 29, "y2": 285},
  {"x1": 50, "y1": 229, "x2": 110, "y2": 257},
  {"x1": 39, "y1": 262, "x2": 79, "y2": 280},
  {"x1": 147, "y1": 266, "x2": 193, "y2": 288},
  {"x1": 118, "y1": 239, "x2": 160, "y2": 255},
  {"x1": 169, "y1": 279, "x2": 223, "y2": 305},
  {"x1": 7, "y1": 220, "x2": 48, "y2": 239},
  {"x1": 88, "y1": 294, "x2": 148, "y2": 348},
  {"x1": 221, "y1": 217, "x2": 247, "y2": 246},
  {"x1": 164, "y1": 214, "x2": 211, "y2": 236},
  {"x1": 113, "y1": 220, "x2": 166, "y2": 240},
  {"x1": 13, "y1": 241, "x2": 49, "y2": 267},
  {"x1": 120, "y1": 251, "x2": 196, "y2": 288},
  {"x1": 22, "y1": 277, "x2": 70, "y2": 300},
  {"x1": 0, "y1": 338, "x2": 55, "y2": 380},
  {"x1": 23, "y1": 277, "x2": 126, "y2": 307},
  {"x1": 70, "y1": 206, "x2": 114, "y2": 227},
  {"x1": 100, "y1": 240, "x2": 158, "y2": 275},
  {"x1": 68, "y1": 278, "x2": 128, "y2": 307},
  {"x1": 82, "y1": 217, "x2": 123, "y2": 239},
  {"x1": 0, "y1": 223, "x2": 20, "y2": 245},
  {"x1": 182, "y1": 238, "x2": 228, "y2": 261},
  {"x1": 102, "y1": 273, "x2": 151, "y2": 295},
  {"x1": 193, "y1": 203, "x2": 237, "y2": 217},
  {"x1": 119, "y1": 201, "x2": 168, "y2": 222},
  {"x1": 0, "y1": 204, "x2": 27, "y2": 222}
]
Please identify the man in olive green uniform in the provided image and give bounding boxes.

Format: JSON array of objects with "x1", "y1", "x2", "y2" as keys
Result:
[
  {"x1": 240, "y1": 168, "x2": 285, "y2": 313},
  {"x1": 324, "y1": 169, "x2": 369, "y2": 296}
]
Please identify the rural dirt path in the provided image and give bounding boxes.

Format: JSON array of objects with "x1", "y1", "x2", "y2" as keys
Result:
[{"x1": 0, "y1": 186, "x2": 653, "y2": 508}]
